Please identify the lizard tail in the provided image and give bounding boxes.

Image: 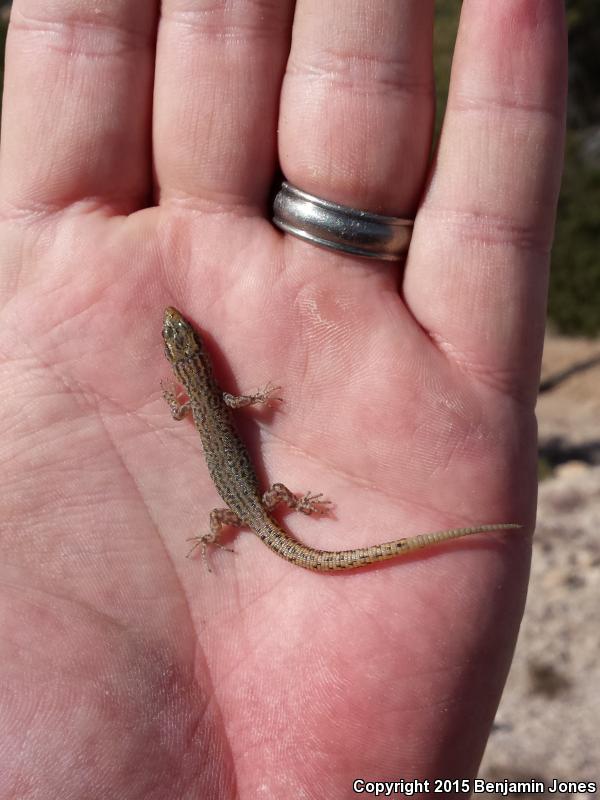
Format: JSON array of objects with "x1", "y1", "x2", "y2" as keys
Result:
[{"x1": 261, "y1": 522, "x2": 522, "y2": 572}]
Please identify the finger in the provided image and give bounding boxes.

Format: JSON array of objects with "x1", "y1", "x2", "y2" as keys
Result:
[
  {"x1": 0, "y1": 0, "x2": 158, "y2": 212},
  {"x1": 278, "y1": 0, "x2": 435, "y2": 214},
  {"x1": 153, "y1": 0, "x2": 293, "y2": 207},
  {"x1": 405, "y1": 0, "x2": 567, "y2": 402}
]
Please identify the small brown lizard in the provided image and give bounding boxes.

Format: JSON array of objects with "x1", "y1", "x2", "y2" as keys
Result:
[{"x1": 162, "y1": 306, "x2": 519, "y2": 571}]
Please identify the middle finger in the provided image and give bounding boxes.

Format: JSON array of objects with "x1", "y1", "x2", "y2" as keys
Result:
[{"x1": 154, "y1": 0, "x2": 294, "y2": 207}]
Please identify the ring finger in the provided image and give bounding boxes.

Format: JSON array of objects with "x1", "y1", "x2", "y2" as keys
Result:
[{"x1": 278, "y1": 0, "x2": 435, "y2": 215}]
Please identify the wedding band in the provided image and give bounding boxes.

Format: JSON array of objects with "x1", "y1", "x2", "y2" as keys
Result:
[{"x1": 272, "y1": 181, "x2": 413, "y2": 261}]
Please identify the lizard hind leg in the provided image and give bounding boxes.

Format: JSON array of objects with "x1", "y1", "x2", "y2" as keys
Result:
[
  {"x1": 186, "y1": 508, "x2": 240, "y2": 571},
  {"x1": 262, "y1": 483, "x2": 333, "y2": 516}
]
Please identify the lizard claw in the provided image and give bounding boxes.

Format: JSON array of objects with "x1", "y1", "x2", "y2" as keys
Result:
[
  {"x1": 254, "y1": 382, "x2": 283, "y2": 405},
  {"x1": 186, "y1": 535, "x2": 235, "y2": 572},
  {"x1": 294, "y1": 492, "x2": 333, "y2": 515}
]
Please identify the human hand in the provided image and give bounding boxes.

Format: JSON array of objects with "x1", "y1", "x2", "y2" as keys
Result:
[{"x1": 0, "y1": 1, "x2": 566, "y2": 796}]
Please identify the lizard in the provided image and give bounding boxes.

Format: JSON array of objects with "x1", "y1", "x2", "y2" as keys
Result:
[{"x1": 161, "y1": 306, "x2": 519, "y2": 571}]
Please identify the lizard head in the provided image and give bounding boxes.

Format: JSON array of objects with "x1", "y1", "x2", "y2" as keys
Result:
[{"x1": 162, "y1": 307, "x2": 203, "y2": 362}]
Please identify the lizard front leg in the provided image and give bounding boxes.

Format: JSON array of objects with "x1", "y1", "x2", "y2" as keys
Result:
[
  {"x1": 161, "y1": 380, "x2": 191, "y2": 420},
  {"x1": 223, "y1": 382, "x2": 281, "y2": 409}
]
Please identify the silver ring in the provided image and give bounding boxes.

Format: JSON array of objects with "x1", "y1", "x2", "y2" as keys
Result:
[{"x1": 272, "y1": 181, "x2": 413, "y2": 261}]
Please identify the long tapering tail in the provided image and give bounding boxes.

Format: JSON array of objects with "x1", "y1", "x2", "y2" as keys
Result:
[{"x1": 257, "y1": 519, "x2": 522, "y2": 572}]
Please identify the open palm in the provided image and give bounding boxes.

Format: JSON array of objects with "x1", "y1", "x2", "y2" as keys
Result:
[{"x1": 0, "y1": 1, "x2": 566, "y2": 797}]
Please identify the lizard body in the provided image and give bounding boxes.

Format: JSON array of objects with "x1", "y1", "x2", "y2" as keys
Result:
[{"x1": 162, "y1": 306, "x2": 519, "y2": 571}]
